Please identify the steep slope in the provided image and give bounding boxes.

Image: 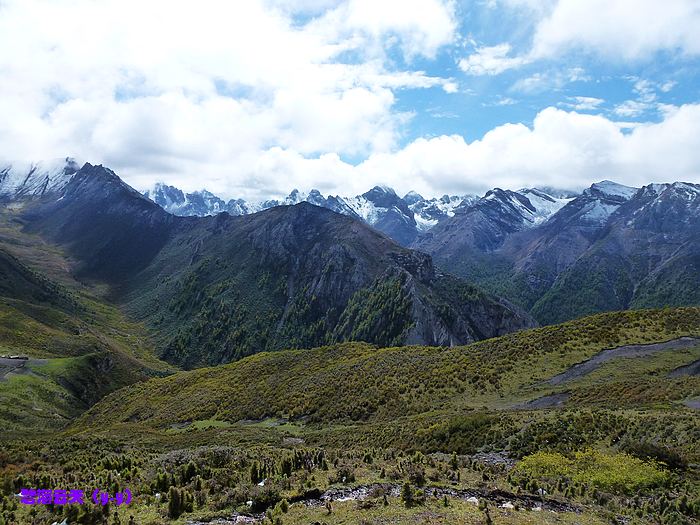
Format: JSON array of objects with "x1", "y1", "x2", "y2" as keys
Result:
[
  {"x1": 123, "y1": 203, "x2": 533, "y2": 368},
  {"x1": 76, "y1": 307, "x2": 700, "y2": 430},
  {"x1": 342, "y1": 186, "x2": 419, "y2": 246},
  {"x1": 23, "y1": 163, "x2": 177, "y2": 281},
  {"x1": 530, "y1": 182, "x2": 700, "y2": 323},
  {"x1": 0, "y1": 242, "x2": 170, "y2": 435},
  {"x1": 19, "y1": 163, "x2": 534, "y2": 368}
]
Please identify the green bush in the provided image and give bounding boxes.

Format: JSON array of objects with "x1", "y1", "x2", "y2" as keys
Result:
[{"x1": 515, "y1": 450, "x2": 670, "y2": 494}]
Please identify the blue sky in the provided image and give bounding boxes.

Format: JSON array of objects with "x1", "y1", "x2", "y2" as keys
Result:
[
  {"x1": 395, "y1": 1, "x2": 700, "y2": 143},
  {"x1": 0, "y1": 0, "x2": 699, "y2": 200}
]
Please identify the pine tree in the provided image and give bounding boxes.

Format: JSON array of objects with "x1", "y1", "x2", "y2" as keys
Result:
[
  {"x1": 401, "y1": 483, "x2": 414, "y2": 508},
  {"x1": 168, "y1": 487, "x2": 181, "y2": 519}
]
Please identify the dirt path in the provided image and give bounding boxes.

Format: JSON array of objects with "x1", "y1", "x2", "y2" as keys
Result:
[
  {"x1": 547, "y1": 337, "x2": 700, "y2": 385},
  {"x1": 0, "y1": 357, "x2": 27, "y2": 381},
  {"x1": 516, "y1": 392, "x2": 570, "y2": 409},
  {"x1": 669, "y1": 359, "x2": 700, "y2": 377}
]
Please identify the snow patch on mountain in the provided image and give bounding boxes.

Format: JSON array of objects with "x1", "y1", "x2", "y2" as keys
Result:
[
  {"x1": 409, "y1": 194, "x2": 477, "y2": 231},
  {"x1": 581, "y1": 201, "x2": 620, "y2": 223},
  {"x1": 519, "y1": 188, "x2": 574, "y2": 225},
  {"x1": 586, "y1": 180, "x2": 638, "y2": 200},
  {"x1": 342, "y1": 195, "x2": 382, "y2": 225}
]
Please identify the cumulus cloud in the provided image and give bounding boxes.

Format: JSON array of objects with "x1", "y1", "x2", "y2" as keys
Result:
[
  {"x1": 0, "y1": 0, "x2": 457, "y2": 199},
  {"x1": 132, "y1": 104, "x2": 700, "y2": 199},
  {"x1": 530, "y1": 0, "x2": 700, "y2": 60},
  {"x1": 1, "y1": 0, "x2": 699, "y2": 201},
  {"x1": 462, "y1": 0, "x2": 700, "y2": 78},
  {"x1": 339, "y1": 104, "x2": 700, "y2": 197}
]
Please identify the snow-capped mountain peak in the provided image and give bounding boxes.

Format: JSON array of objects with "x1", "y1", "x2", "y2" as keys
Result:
[{"x1": 0, "y1": 157, "x2": 80, "y2": 200}]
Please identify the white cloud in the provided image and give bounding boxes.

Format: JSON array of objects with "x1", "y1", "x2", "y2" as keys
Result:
[
  {"x1": 309, "y1": 0, "x2": 457, "y2": 60},
  {"x1": 512, "y1": 67, "x2": 589, "y2": 93},
  {"x1": 660, "y1": 81, "x2": 677, "y2": 93},
  {"x1": 613, "y1": 100, "x2": 650, "y2": 118},
  {"x1": 347, "y1": 104, "x2": 700, "y2": 196},
  {"x1": 564, "y1": 96, "x2": 605, "y2": 111},
  {"x1": 2, "y1": 0, "x2": 699, "y2": 202},
  {"x1": 494, "y1": 97, "x2": 518, "y2": 106},
  {"x1": 470, "y1": 1, "x2": 700, "y2": 79},
  {"x1": 612, "y1": 77, "x2": 669, "y2": 118},
  {"x1": 530, "y1": 0, "x2": 700, "y2": 60},
  {"x1": 458, "y1": 44, "x2": 530, "y2": 75},
  {"x1": 0, "y1": 0, "x2": 458, "y2": 199},
  {"x1": 442, "y1": 81, "x2": 459, "y2": 94},
  {"x1": 129, "y1": 103, "x2": 700, "y2": 199}
]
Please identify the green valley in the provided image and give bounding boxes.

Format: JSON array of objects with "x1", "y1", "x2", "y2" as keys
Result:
[{"x1": 1, "y1": 307, "x2": 698, "y2": 525}]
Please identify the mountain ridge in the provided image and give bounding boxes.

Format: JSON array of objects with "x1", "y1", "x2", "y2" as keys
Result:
[
  {"x1": 11, "y1": 162, "x2": 535, "y2": 368},
  {"x1": 140, "y1": 180, "x2": 571, "y2": 245},
  {"x1": 415, "y1": 179, "x2": 700, "y2": 324}
]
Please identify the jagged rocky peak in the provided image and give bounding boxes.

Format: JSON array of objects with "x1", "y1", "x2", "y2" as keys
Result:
[
  {"x1": 362, "y1": 185, "x2": 401, "y2": 205},
  {"x1": 483, "y1": 188, "x2": 536, "y2": 216},
  {"x1": 409, "y1": 192, "x2": 477, "y2": 232},
  {"x1": 402, "y1": 190, "x2": 424, "y2": 205},
  {"x1": 144, "y1": 182, "x2": 185, "y2": 207},
  {"x1": 284, "y1": 189, "x2": 305, "y2": 205},
  {"x1": 144, "y1": 183, "x2": 227, "y2": 217},
  {"x1": 306, "y1": 189, "x2": 327, "y2": 207},
  {"x1": 0, "y1": 157, "x2": 81, "y2": 200},
  {"x1": 139, "y1": 177, "x2": 582, "y2": 246},
  {"x1": 640, "y1": 181, "x2": 700, "y2": 199}
]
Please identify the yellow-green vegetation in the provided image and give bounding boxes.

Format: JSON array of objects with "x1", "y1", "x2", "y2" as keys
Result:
[
  {"x1": 76, "y1": 307, "x2": 700, "y2": 431},
  {"x1": 1, "y1": 435, "x2": 696, "y2": 525},
  {"x1": 0, "y1": 224, "x2": 698, "y2": 525},
  {"x1": 514, "y1": 450, "x2": 670, "y2": 493},
  {"x1": 0, "y1": 217, "x2": 174, "y2": 437},
  {"x1": 263, "y1": 497, "x2": 606, "y2": 525}
]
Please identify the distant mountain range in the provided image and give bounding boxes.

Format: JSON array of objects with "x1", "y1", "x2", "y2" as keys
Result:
[
  {"x1": 142, "y1": 182, "x2": 479, "y2": 246},
  {"x1": 142, "y1": 181, "x2": 573, "y2": 246},
  {"x1": 2, "y1": 158, "x2": 699, "y2": 333},
  {"x1": 1, "y1": 159, "x2": 534, "y2": 368},
  {"x1": 415, "y1": 180, "x2": 700, "y2": 324}
]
